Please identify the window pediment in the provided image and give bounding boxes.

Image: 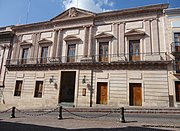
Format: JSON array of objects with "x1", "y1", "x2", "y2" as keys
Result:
[
  {"x1": 125, "y1": 29, "x2": 145, "y2": 36},
  {"x1": 19, "y1": 40, "x2": 32, "y2": 46},
  {"x1": 38, "y1": 38, "x2": 52, "y2": 45},
  {"x1": 64, "y1": 35, "x2": 81, "y2": 41},
  {"x1": 95, "y1": 32, "x2": 114, "y2": 39}
]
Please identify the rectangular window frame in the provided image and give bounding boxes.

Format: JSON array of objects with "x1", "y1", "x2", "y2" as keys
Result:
[
  {"x1": 175, "y1": 81, "x2": 180, "y2": 102},
  {"x1": 34, "y1": 81, "x2": 43, "y2": 98},
  {"x1": 99, "y1": 42, "x2": 109, "y2": 62},
  {"x1": 21, "y1": 48, "x2": 29, "y2": 64},
  {"x1": 67, "y1": 44, "x2": 76, "y2": 63},
  {"x1": 14, "y1": 80, "x2": 23, "y2": 96},
  {"x1": 129, "y1": 40, "x2": 140, "y2": 61},
  {"x1": 40, "y1": 46, "x2": 49, "y2": 64}
]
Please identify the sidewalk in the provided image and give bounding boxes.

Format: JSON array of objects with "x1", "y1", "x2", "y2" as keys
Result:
[
  {"x1": 0, "y1": 106, "x2": 180, "y2": 114},
  {"x1": 59, "y1": 107, "x2": 180, "y2": 114},
  {"x1": 0, "y1": 115, "x2": 180, "y2": 131},
  {"x1": 1, "y1": 106, "x2": 180, "y2": 114},
  {"x1": 0, "y1": 106, "x2": 180, "y2": 131}
]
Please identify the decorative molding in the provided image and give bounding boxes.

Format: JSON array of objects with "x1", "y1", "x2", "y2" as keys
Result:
[{"x1": 69, "y1": 7, "x2": 78, "y2": 17}]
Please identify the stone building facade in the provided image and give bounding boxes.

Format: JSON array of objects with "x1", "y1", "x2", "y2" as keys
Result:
[{"x1": 2, "y1": 4, "x2": 175, "y2": 109}]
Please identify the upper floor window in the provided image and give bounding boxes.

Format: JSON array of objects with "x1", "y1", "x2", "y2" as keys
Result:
[
  {"x1": 40, "y1": 46, "x2": 48, "y2": 64},
  {"x1": 21, "y1": 48, "x2": 28, "y2": 64},
  {"x1": 99, "y1": 42, "x2": 109, "y2": 62},
  {"x1": 67, "y1": 44, "x2": 76, "y2": 63},
  {"x1": 38, "y1": 38, "x2": 53, "y2": 64},
  {"x1": 129, "y1": 40, "x2": 140, "y2": 61},
  {"x1": 174, "y1": 33, "x2": 180, "y2": 43},
  {"x1": 34, "y1": 81, "x2": 43, "y2": 98},
  {"x1": 174, "y1": 33, "x2": 180, "y2": 52},
  {"x1": 175, "y1": 59, "x2": 180, "y2": 73},
  {"x1": 14, "y1": 80, "x2": 23, "y2": 96}
]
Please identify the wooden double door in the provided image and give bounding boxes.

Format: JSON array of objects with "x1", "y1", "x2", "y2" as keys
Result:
[
  {"x1": 59, "y1": 71, "x2": 76, "y2": 103},
  {"x1": 129, "y1": 83, "x2": 142, "y2": 106},
  {"x1": 97, "y1": 82, "x2": 108, "y2": 104}
]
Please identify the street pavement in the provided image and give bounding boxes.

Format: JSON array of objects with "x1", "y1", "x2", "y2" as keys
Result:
[{"x1": 0, "y1": 109, "x2": 180, "y2": 131}]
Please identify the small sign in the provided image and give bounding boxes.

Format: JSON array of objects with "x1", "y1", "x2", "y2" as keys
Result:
[{"x1": 82, "y1": 88, "x2": 86, "y2": 96}]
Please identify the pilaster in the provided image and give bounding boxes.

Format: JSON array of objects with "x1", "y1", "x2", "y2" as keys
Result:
[
  {"x1": 83, "y1": 26, "x2": 89, "y2": 57},
  {"x1": 12, "y1": 35, "x2": 19, "y2": 59},
  {"x1": 88, "y1": 26, "x2": 93, "y2": 56},
  {"x1": 112, "y1": 23, "x2": 118, "y2": 55},
  {"x1": 144, "y1": 20, "x2": 152, "y2": 53},
  {"x1": 119, "y1": 22, "x2": 125, "y2": 55},
  {"x1": 30, "y1": 33, "x2": 37, "y2": 58},
  {"x1": 33, "y1": 32, "x2": 41, "y2": 59},
  {"x1": 52, "y1": 30, "x2": 58, "y2": 58},
  {"x1": 15, "y1": 35, "x2": 23, "y2": 59},
  {"x1": 56, "y1": 29, "x2": 63, "y2": 57},
  {"x1": 151, "y1": 18, "x2": 160, "y2": 53}
]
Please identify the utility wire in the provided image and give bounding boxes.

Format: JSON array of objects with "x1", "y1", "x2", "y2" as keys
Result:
[{"x1": 26, "y1": 0, "x2": 31, "y2": 24}]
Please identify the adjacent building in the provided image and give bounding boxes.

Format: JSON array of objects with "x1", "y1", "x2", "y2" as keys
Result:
[
  {"x1": 0, "y1": 26, "x2": 14, "y2": 105},
  {"x1": 165, "y1": 8, "x2": 180, "y2": 107},
  {"x1": 2, "y1": 4, "x2": 177, "y2": 109}
]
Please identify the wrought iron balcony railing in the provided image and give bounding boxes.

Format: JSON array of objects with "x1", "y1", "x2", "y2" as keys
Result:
[{"x1": 6, "y1": 52, "x2": 171, "y2": 66}]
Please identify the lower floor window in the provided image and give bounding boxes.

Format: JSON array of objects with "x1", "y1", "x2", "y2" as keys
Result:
[
  {"x1": 34, "y1": 81, "x2": 43, "y2": 98},
  {"x1": 175, "y1": 81, "x2": 180, "y2": 102},
  {"x1": 14, "y1": 80, "x2": 23, "y2": 96}
]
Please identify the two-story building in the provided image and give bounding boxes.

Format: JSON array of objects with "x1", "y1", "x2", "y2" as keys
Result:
[
  {"x1": 2, "y1": 4, "x2": 173, "y2": 109},
  {"x1": 165, "y1": 8, "x2": 180, "y2": 107}
]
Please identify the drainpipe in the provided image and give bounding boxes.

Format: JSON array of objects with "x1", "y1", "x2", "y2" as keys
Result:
[
  {"x1": 90, "y1": 68, "x2": 93, "y2": 107},
  {"x1": 0, "y1": 45, "x2": 6, "y2": 87},
  {"x1": 0, "y1": 45, "x2": 6, "y2": 104},
  {"x1": 90, "y1": 56, "x2": 94, "y2": 107}
]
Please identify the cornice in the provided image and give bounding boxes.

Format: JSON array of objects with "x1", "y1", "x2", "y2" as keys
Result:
[{"x1": 6, "y1": 60, "x2": 170, "y2": 71}]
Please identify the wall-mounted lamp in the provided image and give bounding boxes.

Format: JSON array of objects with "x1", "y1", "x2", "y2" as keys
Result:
[
  {"x1": 82, "y1": 75, "x2": 86, "y2": 84},
  {"x1": 49, "y1": 75, "x2": 55, "y2": 84}
]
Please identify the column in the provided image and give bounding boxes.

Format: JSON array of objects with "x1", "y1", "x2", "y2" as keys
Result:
[
  {"x1": 151, "y1": 18, "x2": 160, "y2": 53},
  {"x1": 119, "y1": 22, "x2": 125, "y2": 55},
  {"x1": 145, "y1": 20, "x2": 152, "y2": 53}
]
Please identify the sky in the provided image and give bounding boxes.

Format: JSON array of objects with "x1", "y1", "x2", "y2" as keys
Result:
[{"x1": 0, "y1": 0, "x2": 180, "y2": 27}]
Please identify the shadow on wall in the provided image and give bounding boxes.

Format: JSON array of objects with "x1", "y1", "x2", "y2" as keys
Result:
[{"x1": 0, "y1": 121, "x2": 172, "y2": 131}]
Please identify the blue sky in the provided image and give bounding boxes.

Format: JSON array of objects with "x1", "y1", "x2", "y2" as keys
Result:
[{"x1": 0, "y1": 0, "x2": 180, "y2": 27}]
